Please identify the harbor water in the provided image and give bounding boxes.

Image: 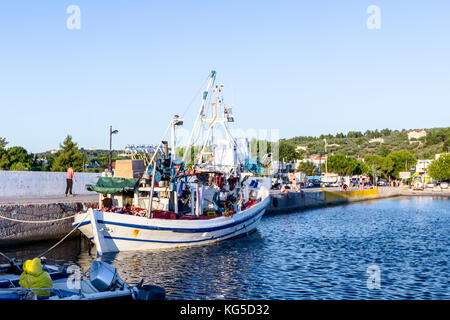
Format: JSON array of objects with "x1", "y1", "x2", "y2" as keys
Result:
[{"x1": 3, "y1": 196, "x2": 448, "y2": 299}]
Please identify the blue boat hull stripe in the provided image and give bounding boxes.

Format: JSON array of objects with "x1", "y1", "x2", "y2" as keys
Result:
[
  {"x1": 75, "y1": 207, "x2": 265, "y2": 233},
  {"x1": 86, "y1": 215, "x2": 260, "y2": 244}
]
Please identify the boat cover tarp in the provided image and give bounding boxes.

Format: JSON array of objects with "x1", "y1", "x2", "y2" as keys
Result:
[
  {"x1": 85, "y1": 177, "x2": 139, "y2": 194},
  {"x1": 19, "y1": 258, "x2": 53, "y2": 297},
  {"x1": 244, "y1": 157, "x2": 263, "y2": 175}
]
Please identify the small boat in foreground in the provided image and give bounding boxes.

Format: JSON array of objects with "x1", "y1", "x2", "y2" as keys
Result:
[{"x1": 0, "y1": 253, "x2": 165, "y2": 300}]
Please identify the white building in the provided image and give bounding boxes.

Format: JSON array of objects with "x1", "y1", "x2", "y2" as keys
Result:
[
  {"x1": 416, "y1": 159, "x2": 433, "y2": 174},
  {"x1": 369, "y1": 137, "x2": 384, "y2": 143},
  {"x1": 297, "y1": 155, "x2": 327, "y2": 166},
  {"x1": 36, "y1": 158, "x2": 48, "y2": 165},
  {"x1": 296, "y1": 145, "x2": 307, "y2": 151},
  {"x1": 408, "y1": 129, "x2": 427, "y2": 140}
]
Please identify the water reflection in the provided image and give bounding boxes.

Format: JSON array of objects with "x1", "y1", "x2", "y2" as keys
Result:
[
  {"x1": 2, "y1": 196, "x2": 448, "y2": 299},
  {"x1": 1, "y1": 236, "x2": 86, "y2": 265}
]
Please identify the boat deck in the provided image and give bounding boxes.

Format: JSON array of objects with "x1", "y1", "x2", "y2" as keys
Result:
[{"x1": 153, "y1": 210, "x2": 222, "y2": 220}]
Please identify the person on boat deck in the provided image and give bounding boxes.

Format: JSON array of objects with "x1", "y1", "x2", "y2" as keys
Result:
[
  {"x1": 65, "y1": 163, "x2": 75, "y2": 197},
  {"x1": 100, "y1": 194, "x2": 113, "y2": 209}
]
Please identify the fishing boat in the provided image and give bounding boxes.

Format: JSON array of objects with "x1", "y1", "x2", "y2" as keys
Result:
[
  {"x1": 74, "y1": 70, "x2": 271, "y2": 253},
  {"x1": 0, "y1": 253, "x2": 165, "y2": 300}
]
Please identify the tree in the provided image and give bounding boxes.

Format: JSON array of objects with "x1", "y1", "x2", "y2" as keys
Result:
[
  {"x1": 376, "y1": 145, "x2": 390, "y2": 157},
  {"x1": 352, "y1": 159, "x2": 370, "y2": 175},
  {"x1": 7, "y1": 146, "x2": 30, "y2": 163},
  {"x1": 364, "y1": 154, "x2": 394, "y2": 179},
  {"x1": 443, "y1": 136, "x2": 450, "y2": 153},
  {"x1": 426, "y1": 153, "x2": 450, "y2": 181},
  {"x1": 51, "y1": 135, "x2": 83, "y2": 172},
  {"x1": 296, "y1": 161, "x2": 317, "y2": 176},
  {"x1": 6, "y1": 146, "x2": 32, "y2": 171},
  {"x1": 380, "y1": 128, "x2": 392, "y2": 136},
  {"x1": 0, "y1": 152, "x2": 9, "y2": 170},
  {"x1": 365, "y1": 154, "x2": 383, "y2": 171},
  {"x1": 0, "y1": 137, "x2": 7, "y2": 150},
  {"x1": 0, "y1": 137, "x2": 9, "y2": 170},
  {"x1": 347, "y1": 131, "x2": 363, "y2": 138},
  {"x1": 278, "y1": 140, "x2": 301, "y2": 162},
  {"x1": 322, "y1": 154, "x2": 356, "y2": 175},
  {"x1": 425, "y1": 128, "x2": 448, "y2": 147},
  {"x1": 381, "y1": 157, "x2": 395, "y2": 178},
  {"x1": 321, "y1": 153, "x2": 373, "y2": 176},
  {"x1": 30, "y1": 154, "x2": 47, "y2": 171},
  {"x1": 10, "y1": 162, "x2": 31, "y2": 171},
  {"x1": 0, "y1": 143, "x2": 33, "y2": 171},
  {"x1": 386, "y1": 151, "x2": 417, "y2": 179}
]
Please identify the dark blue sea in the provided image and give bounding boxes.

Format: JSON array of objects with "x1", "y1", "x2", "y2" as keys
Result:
[{"x1": 5, "y1": 196, "x2": 449, "y2": 299}]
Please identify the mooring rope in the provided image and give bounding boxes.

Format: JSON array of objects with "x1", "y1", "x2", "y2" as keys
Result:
[
  {"x1": 0, "y1": 209, "x2": 92, "y2": 261},
  {"x1": 35, "y1": 211, "x2": 91, "y2": 259},
  {"x1": 0, "y1": 213, "x2": 78, "y2": 224},
  {"x1": 0, "y1": 201, "x2": 90, "y2": 224}
]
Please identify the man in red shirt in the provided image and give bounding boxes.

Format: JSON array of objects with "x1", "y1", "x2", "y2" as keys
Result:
[{"x1": 65, "y1": 163, "x2": 75, "y2": 197}]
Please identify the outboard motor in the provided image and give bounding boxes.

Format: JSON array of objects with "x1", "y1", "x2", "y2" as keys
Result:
[
  {"x1": 135, "y1": 284, "x2": 166, "y2": 300},
  {"x1": 89, "y1": 261, "x2": 123, "y2": 292},
  {"x1": 88, "y1": 260, "x2": 166, "y2": 300}
]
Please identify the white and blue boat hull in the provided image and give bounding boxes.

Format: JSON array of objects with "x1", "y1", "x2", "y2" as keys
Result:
[{"x1": 74, "y1": 196, "x2": 270, "y2": 252}]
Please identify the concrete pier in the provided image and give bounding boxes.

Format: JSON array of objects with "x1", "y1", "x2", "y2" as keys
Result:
[
  {"x1": 0, "y1": 194, "x2": 97, "y2": 246},
  {"x1": 0, "y1": 187, "x2": 448, "y2": 246},
  {"x1": 266, "y1": 187, "x2": 449, "y2": 214}
]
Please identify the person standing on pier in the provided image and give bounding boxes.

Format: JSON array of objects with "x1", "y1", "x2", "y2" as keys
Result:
[{"x1": 65, "y1": 163, "x2": 75, "y2": 197}]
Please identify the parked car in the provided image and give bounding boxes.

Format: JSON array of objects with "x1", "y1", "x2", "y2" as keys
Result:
[
  {"x1": 307, "y1": 179, "x2": 321, "y2": 188},
  {"x1": 377, "y1": 179, "x2": 387, "y2": 186},
  {"x1": 439, "y1": 182, "x2": 448, "y2": 189}
]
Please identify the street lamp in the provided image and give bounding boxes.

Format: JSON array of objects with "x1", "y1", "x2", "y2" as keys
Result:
[{"x1": 109, "y1": 126, "x2": 119, "y2": 172}]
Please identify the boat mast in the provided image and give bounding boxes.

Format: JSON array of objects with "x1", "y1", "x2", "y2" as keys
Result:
[
  {"x1": 197, "y1": 82, "x2": 240, "y2": 168},
  {"x1": 198, "y1": 84, "x2": 221, "y2": 165},
  {"x1": 145, "y1": 116, "x2": 182, "y2": 218},
  {"x1": 182, "y1": 70, "x2": 217, "y2": 164}
]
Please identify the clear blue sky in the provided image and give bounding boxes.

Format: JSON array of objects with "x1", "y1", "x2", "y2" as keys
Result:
[{"x1": 0, "y1": 0, "x2": 449, "y2": 153}]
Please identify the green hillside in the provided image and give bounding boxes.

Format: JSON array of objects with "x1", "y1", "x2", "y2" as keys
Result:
[{"x1": 283, "y1": 127, "x2": 449, "y2": 160}]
